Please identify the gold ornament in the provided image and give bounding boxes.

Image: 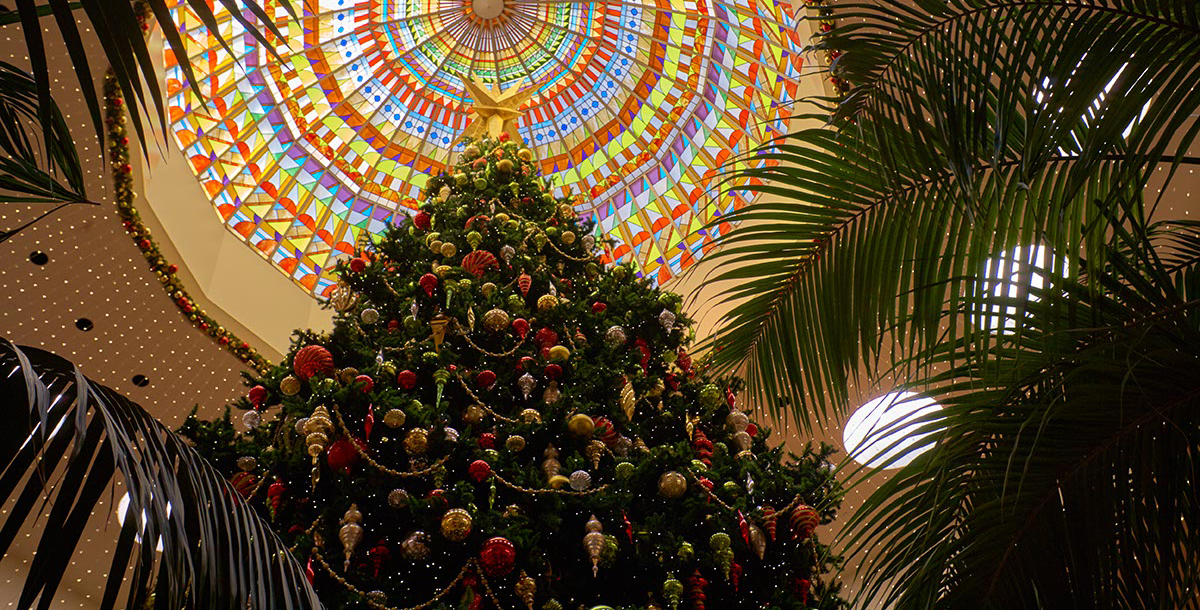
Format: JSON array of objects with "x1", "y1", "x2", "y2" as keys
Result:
[
  {"x1": 430, "y1": 313, "x2": 451, "y2": 347},
  {"x1": 330, "y1": 284, "x2": 357, "y2": 311},
  {"x1": 387, "y1": 488, "x2": 410, "y2": 508},
  {"x1": 440, "y1": 508, "x2": 472, "y2": 541},
  {"x1": 383, "y1": 408, "x2": 407, "y2": 428},
  {"x1": 280, "y1": 375, "x2": 302, "y2": 396},
  {"x1": 305, "y1": 406, "x2": 333, "y2": 458},
  {"x1": 404, "y1": 428, "x2": 429, "y2": 455},
  {"x1": 460, "y1": 75, "x2": 535, "y2": 142},
  {"x1": 338, "y1": 367, "x2": 360, "y2": 384},
  {"x1": 583, "y1": 515, "x2": 605, "y2": 576},
  {"x1": 517, "y1": 148, "x2": 533, "y2": 162},
  {"x1": 435, "y1": 264, "x2": 452, "y2": 277},
  {"x1": 542, "y1": 381, "x2": 562, "y2": 405},
  {"x1": 483, "y1": 308, "x2": 511, "y2": 332},
  {"x1": 542, "y1": 445, "x2": 562, "y2": 483},
  {"x1": 505, "y1": 434, "x2": 526, "y2": 452},
  {"x1": 548, "y1": 474, "x2": 570, "y2": 489},
  {"x1": 586, "y1": 439, "x2": 606, "y2": 469},
  {"x1": 620, "y1": 381, "x2": 636, "y2": 420},
  {"x1": 536, "y1": 294, "x2": 558, "y2": 311},
  {"x1": 658, "y1": 471, "x2": 687, "y2": 499},
  {"x1": 547, "y1": 345, "x2": 570, "y2": 361},
  {"x1": 748, "y1": 523, "x2": 767, "y2": 560},
  {"x1": 440, "y1": 242, "x2": 457, "y2": 258},
  {"x1": 514, "y1": 570, "x2": 537, "y2": 610},
  {"x1": 463, "y1": 404, "x2": 486, "y2": 425},
  {"x1": 481, "y1": 282, "x2": 497, "y2": 297},
  {"x1": 429, "y1": 239, "x2": 444, "y2": 253},
  {"x1": 561, "y1": 230, "x2": 576, "y2": 245},
  {"x1": 521, "y1": 408, "x2": 542, "y2": 424},
  {"x1": 339, "y1": 503, "x2": 364, "y2": 570},
  {"x1": 568, "y1": 413, "x2": 595, "y2": 439}
]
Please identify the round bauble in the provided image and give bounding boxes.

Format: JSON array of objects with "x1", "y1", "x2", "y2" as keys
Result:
[
  {"x1": 326, "y1": 437, "x2": 364, "y2": 474},
  {"x1": 440, "y1": 508, "x2": 472, "y2": 541},
  {"x1": 236, "y1": 456, "x2": 258, "y2": 471},
  {"x1": 476, "y1": 370, "x2": 497, "y2": 388},
  {"x1": 354, "y1": 374, "x2": 374, "y2": 393},
  {"x1": 383, "y1": 409, "x2": 407, "y2": 428},
  {"x1": 548, "y1": 475, "x2": 570, "y2": 489},
  {"x1": 483, "y1": 308, "x2": 510, "y2": 332},
  {"x1": 404, "y1": 428, "x2": 429, "y2": 455},
  {"x1": 400, "y1": 531, "x2": 430, "y2": 561},
  {"x1": 247, "y1": 385, "x2": 268, "y2": 407},
  {"x1": 242, "y1": 410, "x2": 262, "y2": 429},
  {"x1": 698, "y1": 384, "x2": 723, "y2": 409},
  {"x1": 348, "y1": 257, "x2": 368, "y2": 272},
  {"x1": 726, "y1": 411, "x2": 750, "y2": 432},
  {"x1": 462, "y1": 404, "x2": 486, "y2": 425},
  {"x1": 568, "y1": 413, "x2": 595, "y2": 438},
  {"x1": 561, "y1": 230, "x2": 576, "y2": 244},
  {"x1": 658, "y1": 471, "x2": 687, "y2": 499},
  {"x1": 293, "y1": 345, "x2": 335, "y2": 381},
  {"x1": 507, "y1": 294, "x2": 525, "y2": 311},
  {"x1": 440, "y1": 242, "x2": 457, "y2": 258},
  {"x1": 496, "y1": 158, "x2": 514, "y2": 173},
  {"x1": 722, "y1": 480, "x2": 741, "y2": 494},
  {"x1": 360, "y1": 308, "x2": 380, "y2": 324},
  {"x1": 520, "y1": 408, "x2": 542, "y2": 424},
  {"x1": 480, "y1": 536, "x2": 516, "y2": 577},
  {"x1": 280, "y1": 375, "x2": 303, "y2": 396},
  {"x1": 505, "y1": 435, "x2": 526, "y2": 452},
  {"x1": 387, "y1": 488, "x2": 411, "y2": 508},
  {"x1": 547, "y1": 345, "x2": 570, "y2": 361},
  {"x1": 615, "y1": 461, "x2": 635, "y2": 480},
  {"x1": 604, "y1": 326, "x2": 627, "y2": 348},
  {"x1": 468, "y1": 459, "x2": 492, "y2": 482},
  {"x1": 517, "y1": 148, "x2": 533, "y2": 162},
  {"x1": 569, "y1": 470, "x2": 592, "y2": 491},
  {"x1": 464, "y1": 144, "x2": 481, "y2": 159},
  {"x1": 537, "y1": 294, "x2": 559, "y2": 311},
  {"x1": 481, "y1": 282, "x2": 497, "y2": 297},
  {"x1": 397, "y1": 369, "x2": 418, "y2": 390}
]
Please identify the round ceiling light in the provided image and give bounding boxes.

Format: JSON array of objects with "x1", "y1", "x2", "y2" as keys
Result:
[{"x1": 843, "y1": 391, "x2": 941, "y2": 469}]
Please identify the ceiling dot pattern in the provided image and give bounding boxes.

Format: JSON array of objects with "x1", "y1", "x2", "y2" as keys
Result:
[{"x1": 165, "y1": 0, "x2": 806, "y2": 294}]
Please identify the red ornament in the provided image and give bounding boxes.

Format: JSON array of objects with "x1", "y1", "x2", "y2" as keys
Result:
[
  {"x1": 461, "y1": 250, "x2": 499, "y2": 277},
  {"x1": 692, "y1": 430, "x2": 714, "y2": 466},
  {"x1": 468, "y1": 459, "x2": 492, "y2": 482},
  {"x1": 413, "y1": 211, "x2": 431, "y2": 230},
  {"x1": 543, "y1": 364, "x2": 562, "y2": 380},
  {"x1": 479, "y1": 537, "x2": 516, "y2": 577},
  {"x1": 677, "y1": 349, "x2": 692, "y2": 372},
  {"x1": 267, "y1": 480, "x2": 285, "y2": 521},
  {"x1": 367, "y1": 541, "x2": 391, "y2": 579},
  {"x1": 476, "y1": 370, "x2": 497, "y2": 388},
  {"x1": 167, "y1": 264, "x2": 178, "y2": 274},
  {"x1": 387, "y1": 319, "x2": 401, "y2": 332},
  {"x1": 624, "y1": 513, "x2": 634, "y2": 543},
  {"x1": 534, "y1": 327, "x2": 558, "y2": 348},
  {"x1": 293, "y1": 345, "x2": 335, "y2": 381},
  {"x1": 512, "y1": 318, "x2": 530, "y2": 339},
  {"x1": 218, "y1": 336, "x2": 230, "y2": 345},
  {"x1": 419, "y1": 273, "x2": 439, "y2": 297},
  {"x1": 364, "y1": 405, "x2": 375, "y2": 439},
  {"x1": 594, "y1": 417, "x2": 618, "y2": 447},
  {"x1": 592, "y1": 302, "x2": 607, "y2": 313},
  {"x1": 746, "y1": 422, "x2": 758, "y2": 437},
  {"x1": 397, "y1": 370, "x2": 418, "y2": 389},
  {"x1": 760, "y1": 506, "x2": 778, "y2": 541},
  {"x1": 795, "y1": 578, "x2": 811, "y2": 604},
  {"x1": 517, "y1": 272, "x2": 532, "y2": 296},
  {"x1": 738, "y1": 510, "x2": 750, "y2": 545},
  {"x1": 479, "y1": 432, "x2": 497, "y2": 449},
  {"x1": 348, "y1": 257, "x2": 368, "y2": 272},
  {"x1": 517, "y1": 356, "x2": 536, "y2": 371},
  {"x1": 230, "y1": 471, "x2": 257, "y2": 498},
  {"x1": 790, "y1": 503, "x2": 820, "y2": 539},
  {"x1": 687, "y1": 569, "x2": 708, "y2": 610},
  {"x1": 497, "y1": 132, "x2": 510, "y2": 142},
  {"x1": 355, "y1": 374, "x2": 374, "y2": 393},
  {"x1": 138, "y1": 238, "x2": 151, "y2": 250},
  {"x1": 726, "y1": 388, "x2": 737, "y2": 409},
  {"x1": 326, "y1": 437, "x2": 365, "y2": 474},
  {"x1": 247, "y1": 385, "x2": 268, "y2": 407}
]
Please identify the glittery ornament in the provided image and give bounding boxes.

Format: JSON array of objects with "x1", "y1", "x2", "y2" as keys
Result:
[
  {"x1": 537, "y1": 294, "x2": 558, "y2": 311},
  {"x1": 419, "y1": 273, "x2": 438, "y2": 297},
  {"x1": 726, "y1": 411, "x2": 750, "y2": 432},
  {"x1": 397, "y1": 369, "x2": 418, "y2": 389},
  {"x1": 242, "y1": 409, "x2": 262, "y2": 429},
  {"x1": 462, "y1": 250, "x2": 499, "y2": 277},
  {"x1": 658, "y1": 471, "x2": 687, "y2": 498},
  {"x1": 439, "y1": 242, "x2": 457, "y2": 258},
  {"x1": 280, "y1": 375, "x2": 302, "y2": 396},
  {"x1": 620, "y1": 380, "x2": 636, "y2": 420},
  {"x1": 658, "y1": 308, "x2": 677, "y2": 330},
  {"x1": 569, "y1": 470, "x2": 592, "y2": 491},
  {"x1": 791, "y1": 503, "x2": 820, "y2": 539},
  {"x1": 366, "y1": 590, "x2": 387, "y2": 604},
  {"x1": 404, "y1": 428, "x2": 429, "y2": 455},
  {"x1": 698, "y1": 384, "x2": 722, "y2": 409},
  {"x1": 514, "y1": 571, "x2": 536, "y2": 610},
  {"x1": 463, "y1": 404, "x2": 486, "y2": 425},
  {"x1": 512, "y1": 317, "x2": 530, "y2": 339},
  {"x1": 748, "y1": 523, "x2": 767, "y2": 559},
  {"x1": 604, "y1": 325, "x2": 628, "y2": 348},
  {"x1": 615, "y1": 461, "x2": 635, "y2": 480},
  {"x1": 534, "y1": 327, "x2": 558, "y2": 348},
  {"x1": 440, "y1": 508, "x2": 472, "y2": 541},
  {"x1": 542, "y1": 381, "x2": 562, "y2": 404},
  {"x1": 400, "y1": 531, "x2": 430, "y2": 561},
  {"x1": 582, "y1": 235, "x2": 596, "y2": 251},
  {"x1": 481, "y1": 282, "x2": 497, "y2": 297},
  {"x1": 330, "y1": 284, "x2": 357, "y2": 311},
  {"x1": 583, "y1": 515, "x2": 605, "y2": 576},
  {"x1": 542, "y1": 445, "x2": 562, "y2": 483},
  {"x1": 505, "y1": 434, "x2": 526, "y2": 452},
  {"x1": 760, "y1": 506, "x2": 778, "y2": 541},
  {"x1": 568, "y1": 413, "x2": 595, "y2": 438},
  {"x1": 521, "y1": 408, "x2": 542, "y2": 423},
  {"x1": 294, "y1": 417, "x2": 309, "y2": 435},
  {"x1": 518, "y1": 272, "x2": 532, "y2": 296},
  {"x1": 339, "y1": 504, "x2": 364, "y2": 570},
  {"x1": 518, "y1": 373, "x2": 537, "y2": 399},
  {"x1": 476, "y1": 370, "x2": 497, "y2": 388},
  {"x1": 479, "y1": 536, "x2": 517, "y2": 577},
  {"x1": 293, "y1": 345, "x2": 335, "y2": 381},
  {"x1": 387, "y1": 488, "x2": 411, "y2": 508},
  {"x1": 360, "y1": 308, "x2": 380, "y2": 324},
  {"x1": 443, "y1": 426, "x2": 460, "y2": 443},
  {"x1": 663, "y1": 573, "x2": 683, "y2": 610},
  {"x1": 500, "y1": 245, "x2": 516, "y2": 264},
  {"x1": 354, "y1": 374, "x2": 374, "y2": 393},
  {"x1": 482, "y1": 307, "x2": 511, "y2": 331},
  {"x1": 383, "y1": 408, "x2": 407, "y2": 428},
  {"x1": 304, "y1": 406, "x2": 333, "y2": 459},
  {"x1": 586, "y1": 439, "x2": 606, "y2": 469}
]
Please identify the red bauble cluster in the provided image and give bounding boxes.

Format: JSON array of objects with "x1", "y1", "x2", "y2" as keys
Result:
[{"x1": 293, "y1": 345, "x2": 335, "y2": 381}]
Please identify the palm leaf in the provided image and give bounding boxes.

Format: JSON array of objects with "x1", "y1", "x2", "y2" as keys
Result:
[
  {"x1": 0, "y1": 61, "x2": 91, "y2": 206},
  {"x1": 841, "y1": 221, "x2": 1200, "y2": 608},
  {"x1": 0, "y1": 340, "x2": 323, "y2": 610},
  {"x1": 704, "y1": 0, "x2": 1200, "y2": 429}
]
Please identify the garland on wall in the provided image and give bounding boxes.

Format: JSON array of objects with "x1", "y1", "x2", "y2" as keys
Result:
[
  {"x1": 804, "y1": 0, "x2": 849, "y2": 95},
  {"x1": 105, "y1": 64, "x2": 272, "y2": 373}
]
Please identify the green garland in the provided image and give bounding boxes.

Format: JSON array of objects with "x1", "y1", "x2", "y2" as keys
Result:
[
  {"x1": 104, "y1": 65, "x2": 271, "y2": 373},
  {"x1": 804, "y1": 0, "x2": 848, "y2": 95}
]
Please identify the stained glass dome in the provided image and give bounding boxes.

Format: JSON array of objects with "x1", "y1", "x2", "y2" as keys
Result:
[{"x1": 165, "y1": 0, "x2": 805, "y2": 297}]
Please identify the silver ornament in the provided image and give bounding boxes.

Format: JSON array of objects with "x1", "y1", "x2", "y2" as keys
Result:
[
  {"x1": 242, "y1": 410, "x2": 262, "y2": 429},
  {"x1": 569, "y1": 470, "x2": 592, "y2": 491},
  {"x1": 236, "y1": 456, "x2": 258, "y2": 471},
  {"x1": 542, "y1": 381, "x2": 562, "y2": 404},
  {"x1": 500, "y1": 244, "x2": 516, "y2": 264},
  {"x1": 388, "y1": 488, "x2": 411, "y2": 508},
  {"x1": 582, "y1": 235, "x2": 595, "y2": 251},
  {"x1": 518, "y1": 373, "x2": 536, "y2": 399},
  {"x1": 360, "y1": 308, "x2": 380, "y2": 324},
  {"x1": 295, "y1": 417, "x2": 309, "y2": 435},
  {"x1": 604, "y1": 325, "x2": 628, "y2": 348},
  {"x1": 613, "y1": 435, "x2": 633, "y2": 458},
  {"x1": 443, "y1": 427, "x2": 460, "y2": 443},
  {"x1": 658, "y1": 308, "x2": 676, "y2": 330},
  {"x1": 726, "y1": 411, "x2": 750, "y2": 432},
  {"x1": 410, "y1": 300, "x2": 419, "y2": 317}
]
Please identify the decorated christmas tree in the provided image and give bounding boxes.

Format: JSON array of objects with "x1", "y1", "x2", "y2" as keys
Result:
[{"x1": 181, "y1": 131, "x2": 845, "y2": 609}]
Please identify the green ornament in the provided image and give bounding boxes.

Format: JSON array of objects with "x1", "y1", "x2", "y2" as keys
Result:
[
  {"x1": 423, "y1": 351, "x2": 440, "y2": 364},
  {"x1": 689, "y1": 459, "x2": 708, "y2": 472},
  {"x1": 615, "y1": 461, "x2": 635, "y2": 480},
  {"x1": 662, "y1": 574, "x2": 683, "y2": 610},
  {"x1": 533, "y1": 233, "x2": 548, "y2": 251},
  {"x1": 483, "y1": 448, "x2": 500, "y2": 462},
  {"x1": 542, "y1": 601, "x2": 563, "y2": 610},
  {"x1": 509, "y1": 183, "x2": 520, "y2": 196},
  {"x1": 586, "y1": 262, "x2": 600, "y2": 276},
  {"x1": 709, "y1": 532, "x2": 731, "y2": 551},
  {"x1": 713, "y1": 442, "x2": 728, "y2": 456},
  {"x1": 613, "y1": 265, "x2": 629, "y2": 280},
  {"x1": 698, "y1": 384, "x2": 722, "y2": 409},
  {"x1": 506, "y1": 219, "x2": 520, "y2": 232},
  {"x1": 722, "y1": 481, "x2": 740, "y2": 494},
  {"x1": 677, "y1": 541, "x2": 694, "y2": 562},
  {"x1": 317, "y1": 378, "x2": 337, "y2": 393},
  {"x1": 404, "y1": 315, "x2": 422, "y2": 332},
  {"x1": 466, "y1": 231, "x2": 483, "y2": 250},
  {"x1": 507, "y1": 294, "x2": 525, "y2": 311},
  {"x1": 599, "y1": 534, "x2": 619, "y2": 568},
  {"x1": 662, "y1": 350, "x2": 678, "y2": 365},
  {"x1": 454, "y1": 172, "x2": 469, "y2": 186},
  {"x1": 379, "y1": 362, "x2": 397, "y2": 376},
  {"x1": 459, "y1": 278, "x2": 473, "y2": 291},
  {"x1": 545, "y1": 226, "x2": 559, "y2": 238},
  {"x1": 474, "y1": 176, "x2": 488, "y2": 190}
]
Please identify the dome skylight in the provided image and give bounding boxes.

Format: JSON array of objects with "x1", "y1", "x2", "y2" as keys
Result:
[{"x1": 843, "y1": 391, "x2": 942, "y2": 469}]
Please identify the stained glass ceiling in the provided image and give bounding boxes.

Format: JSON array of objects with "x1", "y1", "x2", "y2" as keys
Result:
[{"x1": 166, "y1": 0, "x2": 805, "y2": 297}]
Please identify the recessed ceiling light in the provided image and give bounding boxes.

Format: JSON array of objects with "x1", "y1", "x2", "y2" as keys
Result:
[
  {"x1": 29, "y1": 251, "x2": 49, "y2": 265},
  {"x1": 74, "y1": 318, "x2": 94, "y2": 332},
  {"x1": 132, "y1": 374, "x2": 149, "y2": 387},
  {"x1": 843, "y1": 391, "x2": 941, "y2": 469}
]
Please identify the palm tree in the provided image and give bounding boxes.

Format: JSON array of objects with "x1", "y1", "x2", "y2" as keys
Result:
[
  {"x1": 0, "y1": 339, "x2": 322, "y2": 608},
  {"x1": 706, "y1": 0, "x2": 1200, "y2": 607}
]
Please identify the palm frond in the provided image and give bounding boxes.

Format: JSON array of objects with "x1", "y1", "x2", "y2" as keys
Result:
[
  {"x1": 0, "y1": 340, "x2": 323, "y2": 610},
  {"x1": 842, "y1": 223, "x2": 1200, "y2": 608},
  {"x1": 704, "y1": 0, "x2": 1200, "y2": 428},
  {"x1": 0, "y1": 62, "x2": 91, "y2": 205}
]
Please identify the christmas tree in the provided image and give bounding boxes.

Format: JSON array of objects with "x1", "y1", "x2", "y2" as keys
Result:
[{"x1": 181, "y1": 133, "x2": 845, "y2": 610}]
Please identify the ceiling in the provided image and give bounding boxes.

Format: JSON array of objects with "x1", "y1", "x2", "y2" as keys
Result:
[{"x1": 2, "y1": 6, "x2": 1199, "y2": 610}]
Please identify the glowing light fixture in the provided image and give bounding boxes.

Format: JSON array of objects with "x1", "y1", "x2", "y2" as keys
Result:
[{"x1": 843, "y1": 391, "x2": 942, "y2": 469}]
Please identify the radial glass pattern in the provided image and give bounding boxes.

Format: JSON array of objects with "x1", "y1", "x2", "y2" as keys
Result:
[{"x1": 165, "y1": 0, "x2": 805, "y2": 296}]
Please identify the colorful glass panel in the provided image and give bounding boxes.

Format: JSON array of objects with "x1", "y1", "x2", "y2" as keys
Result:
[{"x1": 166, "y1": 0, "x2": 805, "y2": 296}]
